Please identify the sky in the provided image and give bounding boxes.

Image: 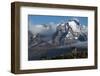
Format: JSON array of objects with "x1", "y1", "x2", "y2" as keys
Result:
[{"x1": 28, "y1": 15, "x2": 88, "y2": 26}]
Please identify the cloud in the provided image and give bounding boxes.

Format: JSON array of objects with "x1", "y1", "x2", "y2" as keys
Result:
[{"x1": 28, "y1": 22, "x2": 58, "y2": 35}]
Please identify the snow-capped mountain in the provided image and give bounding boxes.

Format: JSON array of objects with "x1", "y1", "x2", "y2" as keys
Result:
[{"x1": 53, "y1": 19, "x2": 87, "y2": 41}]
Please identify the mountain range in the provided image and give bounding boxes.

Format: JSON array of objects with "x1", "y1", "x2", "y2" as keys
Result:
[{"x1": 28, "y1": 19, "x2": 88, "y2": 48}]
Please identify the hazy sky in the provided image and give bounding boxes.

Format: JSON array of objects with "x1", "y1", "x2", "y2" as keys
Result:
[{"x1": 28, "y1": 15, "x2": 88, "y2": 26}]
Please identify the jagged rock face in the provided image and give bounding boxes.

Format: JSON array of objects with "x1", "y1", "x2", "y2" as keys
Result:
[
  {"x1": 28, "y1": 24, "x2": 55, "y2": 48},
  {"x1": 78, "y1": 33, "x2": 87, "y2": 41},
  {"x1": 28, "y1": 30, "x2": 34, "y2": 47},
  {"x1": 68, "y1": 20, "x2": 81, "y2": 33},
  {"x1": 52, "y1": 23, "x2": 69, "y2": 46}
]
